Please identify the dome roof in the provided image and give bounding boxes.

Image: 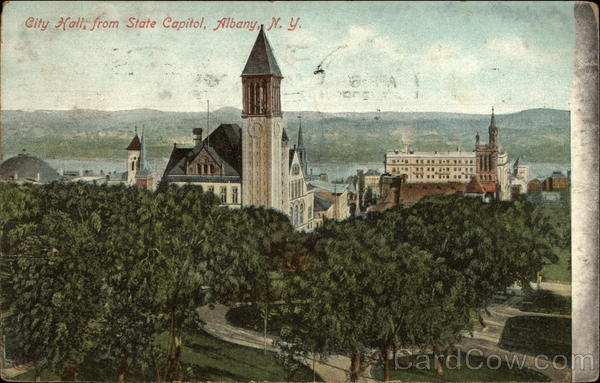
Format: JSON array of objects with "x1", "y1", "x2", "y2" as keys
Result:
[{"x1": 0, "y1": 154, "x2": 61, "y2": 183}]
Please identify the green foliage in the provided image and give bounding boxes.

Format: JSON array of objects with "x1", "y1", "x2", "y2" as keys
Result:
[
  {"x1": 1, "y1": 184, "x2": 566, "y2": 382},
  {"x1": 0, "y1": 182, "x2": 295, "y2": 381},
  {"x1": 226, "y1": 304, "x2": 287, "y2": 335},
  {"x1": 277, "y1": 193, "x2": 563, "y2": 380},
  {"x1": 12, "y1": 329, "x2": 320, "y2": 382},
  {"x1": 366, "y1": 194, "x2": 561, "y2": 309}
]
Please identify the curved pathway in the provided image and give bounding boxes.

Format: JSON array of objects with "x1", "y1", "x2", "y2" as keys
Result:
[
  {"x1": 458, "y1": 304, "x2": 572, "y2": 382},
  {"x1": 198, "y1": 304, "x2": 376, "y2": 383}
]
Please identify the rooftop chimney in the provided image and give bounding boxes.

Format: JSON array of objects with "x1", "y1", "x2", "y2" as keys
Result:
[{"x1": 193, "y1": 128, "x2": 203, "y2": 147}]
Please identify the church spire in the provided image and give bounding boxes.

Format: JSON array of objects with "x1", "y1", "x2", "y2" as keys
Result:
[
  {"x1": 296, "y1": 115, "x2": 308, "y2": 176},
  {"x1": 139, "y1": 126, "x2": 149, "y2": 171},
  {"x1": 488, "y1": 106, "x2": 498, "y2": 147},
  {"x1": 297, "y1": 115, "x2": 304, "y2": 148}
]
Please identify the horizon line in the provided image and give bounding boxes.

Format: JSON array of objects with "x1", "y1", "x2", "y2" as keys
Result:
[{"x1": 0, "y1": 106, "x2": 570, "y2": 115}]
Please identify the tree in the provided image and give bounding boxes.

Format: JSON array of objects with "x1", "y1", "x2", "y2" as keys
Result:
[
  {"x1": 3, "y1": 206, "x2": 104, "y2": 380},
  {"x1": 280, "y1": 219, "x2": 471, "y2": 381},
  {"x1": 366, "y1": 194, "x2": 560, "y2": 325}
]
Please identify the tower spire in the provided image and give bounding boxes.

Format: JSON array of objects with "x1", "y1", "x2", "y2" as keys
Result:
[
  {"x1": 140, "y1": 125, "x2": 148, "y2": 171},
  {"x1": 488, "y1": 106, "x2": 498, "y2": 146},
  {"x1": 297, "y1": 115, "x2": 304, "y2": 148}
]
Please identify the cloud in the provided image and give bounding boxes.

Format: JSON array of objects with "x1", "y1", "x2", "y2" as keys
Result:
[
  {"x1": 484, "y1": 36, "x2": 558, "y2": 65},
  {"x1": 333, "y1": 25, "x2": 407, "y2": 68},
  {"x1": 421, "y1": 42, "x2": 483, "y2": 75}
]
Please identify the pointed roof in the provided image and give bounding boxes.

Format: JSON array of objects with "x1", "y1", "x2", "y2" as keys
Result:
[
  {"x1": 465, "y1": 175, "x2": 486, "y2": 194},
  {"x1": 489, "y1": 107, "x2": 497, "y2": 130},
  {"x1": 242, "y1": 25, "x2": 282, "y2": 77},
  {"x1": 136, "y1": 131, "x2": 152, "y2": 178},
  {"x1": 297, "y1": 122, "x2": 304, "y2": 148},
  {"x1": 282, "y1": 128, "x2": 289, "y2": 142},
  {"x1": 126, "y1": 133, "x2": 141, "y2": 151}
]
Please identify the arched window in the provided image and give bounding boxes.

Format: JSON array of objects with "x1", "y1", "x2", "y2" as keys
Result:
[
  {"x1": 293, "y1": 204, "x2": 299, "y2": 226},
  {"x1": 299, "y1": 202, "x2": 304, "y2": 225}
]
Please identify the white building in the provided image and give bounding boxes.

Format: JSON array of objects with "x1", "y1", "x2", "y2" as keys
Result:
[{"x1": 385, "y1": 148, "x2": 477, "y2": 183}]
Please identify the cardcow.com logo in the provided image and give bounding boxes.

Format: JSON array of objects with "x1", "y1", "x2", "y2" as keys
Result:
[{"x1": 393, "y1": 349, "x2": 597, "y2": 372}]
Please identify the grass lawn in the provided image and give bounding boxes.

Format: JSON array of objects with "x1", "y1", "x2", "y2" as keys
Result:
[
  {"x1": 11, "y1": 328, "x2": 319, "y2": 382},
  {"x1": 372, "y1": 351, "x2": 550, "y2": 382},
  {"x1": 499, "y1": 315, "x2": 571, "y2": 363},
  {"x1": 536, "y1": 202, "x2": 571, "y2": 283},
  {"x1": 541, "y1": 247, "x2": 571, "y2": 282}
]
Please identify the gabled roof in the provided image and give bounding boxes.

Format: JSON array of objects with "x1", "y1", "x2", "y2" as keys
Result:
[
  {"x1": 127, "y1": 134, "x2": 142, "y2": 151},
  {"x1": 163, "y1": 146, "x2": 192, "y2": 177},
  {"x1": 465, "y1": 175, "x2": 485, "y2": 194},
  {"x1": 163, "y1": 124, "x2": 242, "y2": 178},
  {"x1": 242, "y1": 26, "x2": 282, "y2": 77}
]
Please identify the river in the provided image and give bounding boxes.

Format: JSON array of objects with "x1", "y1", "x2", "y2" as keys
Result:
[{"x1": 46, "y1": 158, "x2": 570, "y2": 184}]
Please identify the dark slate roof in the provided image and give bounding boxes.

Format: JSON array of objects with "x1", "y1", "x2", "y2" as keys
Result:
[
  {"x1": 365, "y1": 169, "x2": 381, "y2": 176},
  {"x1": 205, "y1": 124, "x2": 243, "y2": 175},
  {"x1": 163, "y1": 124, "x2": 242, "y2": 178},
  {"x1": 162, "y1": 175, "x2": 241, "y2": 183},
  {"x1": 127, "y1": 134, "x2": 142, "y2": 151},
  {"x1": 0, "y1": 154, "x2": 60, "y2": 183},
  {"x1": 242, "y1": 26, "x2": 282, "y2": 77},
  {"x1": 289, "y1": 148, "x2": 296, "y2": 169},
  {"x1": 163, "y1": 146, "x2": 192, "y2": 177},
  {"x1": 282, "y1": 128, "x2": 289, "y2": 142},
  {"x1": 314, "y1": 194, "x2": 333, "y2": 212}
]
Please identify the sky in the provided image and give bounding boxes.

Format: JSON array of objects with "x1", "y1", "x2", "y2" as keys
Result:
[{"x1": 1, "y1": 1, "x2": 575, "y2": 114}]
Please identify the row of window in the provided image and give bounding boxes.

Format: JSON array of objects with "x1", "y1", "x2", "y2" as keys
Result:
[
  {"x1": 200, "y1": 185, "x2": 239, "y2": 204},
  {"x1": 290, "y1": 201, "x2": 313, "y2": 227},
  {"x1": 243, "y1": 80, "x2": 281, "y2": 115},
  {"x1": 389, "y1": 158, "x2": 474, "y2": 165},
  {"x1": 413, "y1": 174, "x2": 472, "y2": 180},
  {"x1": 292, "y1": 164, "x2": 301, "y2": 176},
  {"x1": 290, "y1": 179, "x2": 303, "y2": 199},
  {"x1": 195, "y1": 163, "x2": 216, "y2": 175},
  {"x1": 391, "y1": 167, "x2": 475, "y2": 173}
]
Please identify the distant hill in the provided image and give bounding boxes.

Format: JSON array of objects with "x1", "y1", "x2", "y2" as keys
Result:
[{"x1": 1, "y1": 108, "x2": 570, "y2": 164}]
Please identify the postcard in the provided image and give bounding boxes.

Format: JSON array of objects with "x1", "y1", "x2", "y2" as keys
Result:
[{"x1": 0, "y1": 1, "x2": 598, "y2": 382}]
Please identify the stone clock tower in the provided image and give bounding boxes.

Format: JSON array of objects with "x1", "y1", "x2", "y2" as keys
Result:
[{"x1": 241, "y1": 25, "x2": 289, "y2": 211}]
